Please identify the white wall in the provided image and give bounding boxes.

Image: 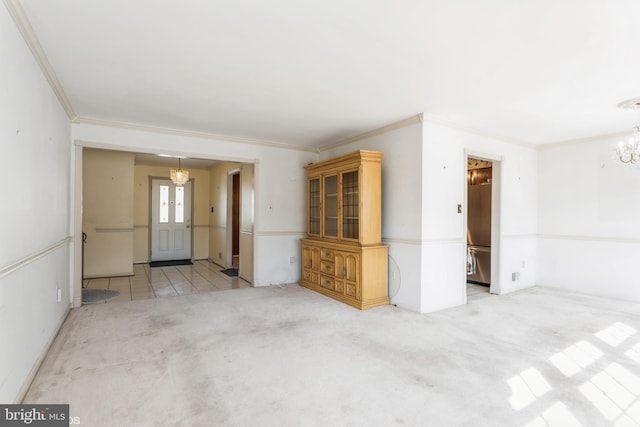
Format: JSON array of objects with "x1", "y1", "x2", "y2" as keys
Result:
[
  {"x1": 320, "y1": 119, "x2": 425, "y2": 312},
  {"x1": 321, "y1": 116, "x2": 538, "y2": 313},
  {"x1": 538, "y1": 136, "x2": 640, "y2": 301},
  {"x1": 422, "y1": 121, "x2": 538, "y2": 311},
  {"x1": 73, "y1": 123, "x2": 316, "y2": 289},
  {"x1": 0, "y1": 4, "x2": 71, "y2": 402}
]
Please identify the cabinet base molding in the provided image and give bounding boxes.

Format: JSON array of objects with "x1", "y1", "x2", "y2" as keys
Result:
[{"x1": 300, "y1": 281, "x2": 389, "y2": 310}]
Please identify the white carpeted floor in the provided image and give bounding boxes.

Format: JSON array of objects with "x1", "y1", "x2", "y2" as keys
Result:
[{"x1": 24, "y1": 284, "x2": 640, "y2": 426}]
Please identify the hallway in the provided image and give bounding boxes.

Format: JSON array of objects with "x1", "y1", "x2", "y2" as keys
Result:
[{"x1": 83, "y1": 261, "x2": 250, "y2": 303}]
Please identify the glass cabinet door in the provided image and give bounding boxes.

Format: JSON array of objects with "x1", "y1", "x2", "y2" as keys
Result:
[
  {"x1": 324, "y1": 175, "x2": 338, "y2": 237},
  {"x1": 341, "y1": 170, "x2": 359, "y2": 240},
  {"x1": 308, "y1": 178, "x2": 320, "y2": 235}
]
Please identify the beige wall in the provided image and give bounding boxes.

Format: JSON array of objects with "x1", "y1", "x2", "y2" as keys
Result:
[
  {"x1": 208, "y1": 162, "x2": 254, "y2": 282},
  {"x1": 208, "y1": 162, "x2": 231, "y2": 265},
  {"x1": 133, "y1": 164, "x2": 211, "y2": 262},
  {"x1": 82, "y1": 150, "x2": 252, "y2": 277},
  {"x1": 83, "y1": 149, "x2": 134, "y2": 277},
  {"x1": 239, "y1": 163, "x2": 254, "y2": 282}
]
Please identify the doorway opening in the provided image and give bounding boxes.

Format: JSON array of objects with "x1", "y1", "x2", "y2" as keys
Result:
[
  {"x1": 226, "y1": 169, "x2": 241, "y2": 271},
  {"x1": 466, "y1": 156, "x2": 495, "y2": 300},
  {"x1": 231, "y1": 172, "x2": 240, "y2": 268},
  {"x1": 73, "y1": 145, "x2": 257, "y2": 308}
]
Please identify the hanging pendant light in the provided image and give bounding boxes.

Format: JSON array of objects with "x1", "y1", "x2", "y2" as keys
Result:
[
  {"x1": 170, "y1": 158, "x2": 189, "y2": 186},
  {"x1": 615, "y1": 97, "x2": 640, "y2": 164},
  {"x1": 615, "y1": 126, "x2": 640, "y2": 164}
]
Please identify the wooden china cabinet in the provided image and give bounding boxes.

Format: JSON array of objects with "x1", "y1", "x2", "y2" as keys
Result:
[{"x1": 301, "y1": 150, "x2": 389, "y2": 309}]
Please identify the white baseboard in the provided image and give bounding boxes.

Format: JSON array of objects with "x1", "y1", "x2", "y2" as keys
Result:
[
  {"x1": 496, "y1": 282, "x2": 536, "y2": 295},
  {"x1": 16, "y1": 303, "x2": 71, "y2": 403}
]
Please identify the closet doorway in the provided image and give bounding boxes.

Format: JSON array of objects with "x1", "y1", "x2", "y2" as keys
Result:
[{"x1": 465, "y1": 154, "x2": 502, "y2": 301}]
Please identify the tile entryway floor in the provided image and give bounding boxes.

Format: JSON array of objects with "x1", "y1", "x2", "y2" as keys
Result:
[{"x1": 83, "y1": 260, "x2": 250, "y2": 303}]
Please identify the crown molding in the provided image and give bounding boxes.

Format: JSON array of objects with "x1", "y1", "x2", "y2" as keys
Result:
[
  {"x1": 319, "y1": 114, "x2": 424, "y2": 152},
  {"x1": 72, "y1": 116, "x2": 319, "y2": 153},
  {"x1": 318, "y1": 112, "x2": 543, "y2": 152},
  {"x1": 424, "y1": 113, "x2": 633, "y2": 150},
  {"x1": 3, "y1": 0, "x2": 77, "y2": 120},
  {"x1": 423, "y1": 113, "x2": 537, "y2": 149},
  {"x1": 537, "y1": 130, "x2": 630, "y2": 150}
]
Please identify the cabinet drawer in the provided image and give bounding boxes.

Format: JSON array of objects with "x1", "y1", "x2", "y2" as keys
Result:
[
  {"x1": 320, "y1": 260, "x2": 334, "y2": 274},
  {"x1": 320, "y1": 248, "x2": 334, "y2": 260},
  {"x1": 320, "y1": 275, "x2": 335, "y2": 291}
]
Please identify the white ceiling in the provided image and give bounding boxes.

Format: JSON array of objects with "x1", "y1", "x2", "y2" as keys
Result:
[{"x1": 15, "y1": 0, "x2": 640, "y2": 148}]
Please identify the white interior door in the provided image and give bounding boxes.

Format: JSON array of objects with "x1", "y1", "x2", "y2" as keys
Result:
[{"x1": 151, "y1": 179, "x2": 192, "y2": 261}]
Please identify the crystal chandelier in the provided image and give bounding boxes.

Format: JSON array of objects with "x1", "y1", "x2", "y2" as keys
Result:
[
  {"x1": 170, "y1": 158, "x2": 189, "y2": 186},
  {"x1": 616, "y1": 97, "x2": 640, "y2": 164},
  {"x1": 616, "y1": 126, "x2": 640, "y2": 164}
]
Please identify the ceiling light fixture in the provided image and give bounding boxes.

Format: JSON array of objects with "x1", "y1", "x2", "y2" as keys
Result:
[
  {"x1": 615, "y1": 97, "x2": 640, "y2": 164},
  {"x1": 170, "y1": 158, "x2": 189, "y2": 186}
]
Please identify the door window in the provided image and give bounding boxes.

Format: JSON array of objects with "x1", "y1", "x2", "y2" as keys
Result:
[
  {"x1": 159, "y1": 185, "x2": 169, "y2": 223},
  {"x1": 175, "y1": 186, "x2": 185, "y2": 223}
]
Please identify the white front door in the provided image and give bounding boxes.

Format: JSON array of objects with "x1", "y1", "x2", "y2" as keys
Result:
[{"x1": 151, "y1": 179, "x2": 192, "y2": 261}]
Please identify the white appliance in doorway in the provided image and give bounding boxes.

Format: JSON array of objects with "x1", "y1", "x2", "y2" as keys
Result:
[{"x1": 150, "y1": 179, "x2": 192, "y2": 261}]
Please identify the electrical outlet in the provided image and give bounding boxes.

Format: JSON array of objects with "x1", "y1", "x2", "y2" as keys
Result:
[
  {"x1": 290, "y1": 256, "x2": 296, "y2": 264},
  {"x1": 512, "y1": 272, "x2": 520, "y2": 281},
  {"x1": 56, "y1": 287, "x2": 62, "y2": 303},
  {"x1": 522, "y1": 260, "x2": 525, "y2": 268},
  {"x1": 218, "y1": 252, "x2": 222, "y2": 259}
]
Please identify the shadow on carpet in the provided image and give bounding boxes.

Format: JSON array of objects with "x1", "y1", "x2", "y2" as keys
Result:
[
  {"x1": 221, "y1": 268, "x2": 238, "y2": 277},
  {"x1": 149, "y1": 259, "x2": 193, "y2": 267},
  {"x1": 82, "y1": 289, "x2": 120, "y2": 304}
]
